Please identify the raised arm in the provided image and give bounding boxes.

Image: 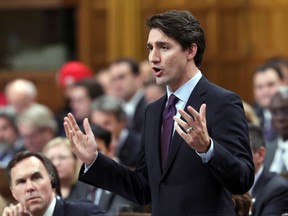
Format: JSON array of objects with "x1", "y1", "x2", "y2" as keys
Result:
[{"x1": 64, "y1": 113, "x2": 98, "y2": 165}]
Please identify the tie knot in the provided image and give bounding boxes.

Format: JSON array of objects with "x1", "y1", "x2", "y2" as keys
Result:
[{"x1": 168, "y1": 94, "x2": 178, "y2": 106}]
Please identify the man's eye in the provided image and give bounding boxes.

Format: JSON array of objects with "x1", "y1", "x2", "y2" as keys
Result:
[
  {"x1": 16, "y1": 180, "x2": 25, "y2": 185},
  {"x1": 161, "y1": 46, "x2": 169, "y2": 50}
]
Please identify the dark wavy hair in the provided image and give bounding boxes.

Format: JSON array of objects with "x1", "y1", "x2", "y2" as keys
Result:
[
  {"x1": 6, "y1": 151, "x2": 62, "y2": 197},
  {"x1": 146, "y1": 10, "x2": 206, "y2": 68}
]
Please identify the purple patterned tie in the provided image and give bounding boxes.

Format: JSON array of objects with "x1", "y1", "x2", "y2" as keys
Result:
[{"x1": 161, "y1": 94, "x2": 178, "y2": 169}]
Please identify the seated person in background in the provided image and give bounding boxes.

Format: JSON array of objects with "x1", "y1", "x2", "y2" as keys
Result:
[
  {"x1": 4, "y1": 78, "x2": 37, "y2": 114},
  {"x1": 143, "y1": 78, "x2": 165, "y2": 104},
  {"x1": 42, "y1": 137, "x2": 90, "y2": 200},
  {"x1": 55, "y1": 61, "x2": 94, "y2": 137},
  {"x1": 0, "y1": 108, "x2": 24, "y2": 167},
  {"x1": 252, "y1": 61, "x2": 284, "y2": 142},
  {"x1": 232, "y1": 193, "x2": 251, "y2": 216},
  {"x1": 265, "y1": 86, "x2": 288, "y2": 174},
  {"x1": 95, "y1": 68, "x2": 114, "y2": 96},
  {"x1": 56, "y1": 61, "x2": 94, "y2": 99},
  {"x1": 69, "y1": 78, "x2": 104, "y2": 126},
  {"x1": 16, "y1": 103, "x2": 58, "y2": 153},
  {"x1": 90, "y1": 96, "x2": 140, "y2": 168},
  {"x1": 242, "y1": 101, "x2": 260, "y2": 126},
  {"x1": 89, "y1": 124, "x2": 115, "y2": 161},
  {"x1": 3, "y1": 151, "x2": 107, "y2": 216},
  {"x1": 88, "y1": 124, "x2": 146, "y2": 216},
  {"x1": 109, "y1": 58, "x2": 147, "y2": 135},
  {"x1": 248, "y1": 124, "x2": 288, "y2": 216}
]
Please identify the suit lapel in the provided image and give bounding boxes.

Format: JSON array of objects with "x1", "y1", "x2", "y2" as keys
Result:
[
  {"x1": 151, "y1": 96, "x2": 167, "y2": 176},
  {"x1": 264, "y1": 140, "x2": 278, "y2": 169},
  {"x1": 53, "y1": 199, "x2": 65, "y2": 216},
  {"x1": 161, "y1": 77, "x2": 208, "y2": 178},
  {"x1": 252, "y1": 168, "x2": 272, "y2": 198}
]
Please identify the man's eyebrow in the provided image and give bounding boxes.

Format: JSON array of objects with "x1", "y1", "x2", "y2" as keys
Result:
[
  {"x1": 147, "y1": 41, "x2": 170, "y2": 47},
  {"x1": 14, "y1": 171, "x2": 42, "y2": 184},
  {"x1": 15, "y1": 177, "x2": 25, "y2": 184}
]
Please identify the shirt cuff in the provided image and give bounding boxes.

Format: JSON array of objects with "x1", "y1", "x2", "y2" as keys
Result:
[
  {"x1": 196, "y1": 139, "x2": 214, "y2": 163},
  {"x1": 84, "y1": 151, "x2": 98, "y2": 173}
]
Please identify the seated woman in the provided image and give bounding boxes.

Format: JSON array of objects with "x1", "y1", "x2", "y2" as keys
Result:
[{"x1": 42, "y1": 137, "x2": 89, "y2": 200}]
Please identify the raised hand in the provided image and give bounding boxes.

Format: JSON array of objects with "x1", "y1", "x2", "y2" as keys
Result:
[
  {"x1": 64, "y1": 113, "x2": 98, "y2": 165},
  {"x1": 2, "y1": 203, "x2": 29, "y2": 216},
  {"x1": 173, "y1": 104, "x2": 211, "y2": 153}
]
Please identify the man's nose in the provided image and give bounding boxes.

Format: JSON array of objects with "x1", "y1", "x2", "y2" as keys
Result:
[
  {"x1": 25, "y1": 180, "x2": 35, "y2": 192},
  {"x1": 149, "y1": 49, "x2": 160, "y2": 63}
]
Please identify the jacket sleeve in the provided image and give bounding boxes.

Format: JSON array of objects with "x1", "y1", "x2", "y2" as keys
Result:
[{"x1": 205, "y1": 91, "x2": 254, "y2": 194}]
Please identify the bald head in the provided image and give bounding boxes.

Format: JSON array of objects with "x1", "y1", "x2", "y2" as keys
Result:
[{"x1": 5, "y1": 79, "x2": 37, "y2": 113}]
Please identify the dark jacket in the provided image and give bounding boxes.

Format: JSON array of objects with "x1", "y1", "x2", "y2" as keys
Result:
[
  {"x1": 53, "y1": 198, "x2": 107, "y2": 216},
  {"x1": 251, "y1": 167, "x2": 288, "y2": 216},
  {"x1": 79, "y1": 76, "x2": 254, "y2": 216}
]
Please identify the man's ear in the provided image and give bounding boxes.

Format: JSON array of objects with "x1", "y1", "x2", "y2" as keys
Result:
[
  {"x1": 186, "y1": 43, "x2": 197, "y2": 61},
  {"x1": 255, "y1": 146, "x2": 266, "y2": 164}
]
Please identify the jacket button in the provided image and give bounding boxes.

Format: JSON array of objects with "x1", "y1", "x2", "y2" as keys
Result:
[{"x1": 160, "y1": 183, "x2": 165, "y2": 188}]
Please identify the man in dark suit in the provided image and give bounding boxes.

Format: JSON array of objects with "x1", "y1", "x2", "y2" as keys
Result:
[
  {"x1": 64, "y1": 10, "x2": 254, "y2": 215},
  {"x1": 248, "y1": 124, "x2": 288, "y2": 216},
  {"x1": 3, "y1": 151, "x2": 106, "y2": 216},
  {"x1": 109, "y1": 57, "x2": 147, "y2": 135},
  {"x1": 264, "y1": 86, "x2": 288, "y2": 174},
  {"x1": 252, "y1": 60, "x2": 284, "y2": 142},
  {"x1": 90, "y1": 95, "x2": 140, "y2": 168}
]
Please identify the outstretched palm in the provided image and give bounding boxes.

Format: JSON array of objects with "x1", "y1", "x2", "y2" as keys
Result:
[{"x1": 64, "y1": 113, "x2": 98, "y2": 165}]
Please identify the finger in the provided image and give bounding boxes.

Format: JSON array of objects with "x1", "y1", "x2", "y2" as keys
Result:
[
  {"x1": 178, "y1": 109, "x2": 195, "y2": 127},
  {"x1": 63, "y1": 119, "x2": 75, "y2": 143},
  {"x1": 83, "y1": 118, "x2": 94, "y2": 137},
  {"x1": 199, "y1": 104, "x2": 207, "y2": 123},
  {"x1": 15, "y1": 204, "x2": 20, "y2": 216},
  {"x1": 173, "y1": 115, "x2": 190, "y2": 131},
  {"x1": 175, "y1": 122, "x2": 187, "y2": 137},
  {"x1": 22, "y1": 204, "x2": 29, "y2": 216},
  {"x1": 63, "y1": 119, "x2": 71, "y2": 138},
  {"x1": 17, "y1": 203, "x2": 25, "y2": 214},
  {"x1": 187, "y1": 106, "x2": 201, "y2": 123},
  {"x1": 67, "y1": 113, "x2": 80, "y2": 132},
  {"x1": 2, "y1": 206, "x2": 11, "y2": 216}
]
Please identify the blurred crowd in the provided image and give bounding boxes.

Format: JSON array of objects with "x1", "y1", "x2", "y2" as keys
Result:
[{"x1": 1, "y1": 55, "x2": 288, "y2": 215}]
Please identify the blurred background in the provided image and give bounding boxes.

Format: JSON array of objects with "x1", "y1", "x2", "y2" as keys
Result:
[{"x1": 0, "y1": 0, "x2": 287, "y2": 113}]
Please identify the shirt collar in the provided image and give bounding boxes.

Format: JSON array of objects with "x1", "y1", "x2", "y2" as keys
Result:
[
  {"x1": 123, "y1": 89, "x2": 144, "y2": 117},
  {"x1": 166, "y1": 70, "x2": 202, "y2": 104},
  {"x1": 43, "y1": 196, "x2": 56, "y2": 216},
  {"x1": 250, "y1": 164, "x2": 264, "y2": 194}
]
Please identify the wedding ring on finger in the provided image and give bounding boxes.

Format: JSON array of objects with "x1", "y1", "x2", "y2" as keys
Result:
[{"x1": 186, "y1": 126, "x2": 193, "y2": 134}]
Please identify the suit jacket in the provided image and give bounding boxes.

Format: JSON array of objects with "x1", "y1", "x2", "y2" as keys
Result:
[
  {"x1": 66, "y1": 181, "x2": 90, "y2": 201},
  {"x1": 251, "y1": 167, "x2": 288, "y2": 216},
  {"x1": 129, "y1": 95, "x2": 147, "y2": 134},
  {"x1": 117, "y1": 129, "x2": 141, "y2": 167},
  {"x1": 264, "y1": 139, "x2": 278, "y2": 170},
  {"x1": 97, "y1": 189, "x2": 143, "y2": 216},
  {"x1": 53, "y1": 198, "x2": 107, "y2": 216},
  {"x1": 79, "y1": 76, "x2": 254, "y2": 216},
  {"x1": 253, "y1": 103, "x2": 277, "y2": 142}
]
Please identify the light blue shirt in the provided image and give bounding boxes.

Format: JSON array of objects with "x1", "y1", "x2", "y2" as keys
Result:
[{"x1": 167, "y1": 71, "x2": 214, "y2": 163}]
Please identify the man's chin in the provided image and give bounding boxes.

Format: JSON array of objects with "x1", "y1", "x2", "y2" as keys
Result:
[{"x1": 155, "y1": 77, "x2": 167, "y2": 86}]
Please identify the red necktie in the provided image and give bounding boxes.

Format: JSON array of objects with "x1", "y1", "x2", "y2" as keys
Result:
[{"x1": 161, "y1": 94, "x2": 178, "y2": 169}]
